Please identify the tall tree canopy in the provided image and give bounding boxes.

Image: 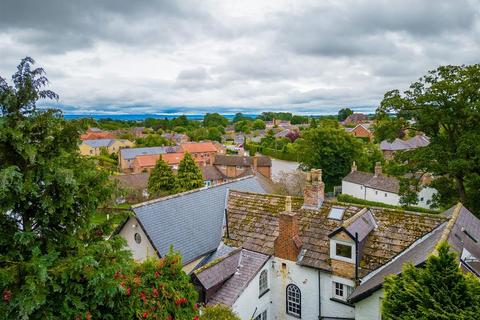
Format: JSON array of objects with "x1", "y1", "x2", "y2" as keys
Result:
[
  {"x1": 0, "y1": 57, "x2": 199, "y2": 319},
  {"x1": 338, "y1": 107, "x2": 353, "y2": 121},
  {"x1": 382, "y1": 242, "x2": 480, "y2": 319},
  {"x1": 375, "y1": 64, "x2": 480, "y2": 214},
  {"x1": 175, "y1": 152, "x2": 204, "y2": 192},
  {"x1": 203, "y1": 113, "x2": 228, "y2": 127},
  {"x1": 148, "y1": 158, "x2": 177, "y2": 196}
]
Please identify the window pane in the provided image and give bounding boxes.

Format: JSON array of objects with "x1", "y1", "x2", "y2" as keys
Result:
[
  {"x1": 286, "y1": 284, "x2": 301, "y2": 317},
  {"x1": 336, "y1": 243, "x2": 352, "y2": 258}
]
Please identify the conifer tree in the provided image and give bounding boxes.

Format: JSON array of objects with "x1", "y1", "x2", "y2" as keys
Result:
[
  {"x1": 382, "y1": 242, "x2": 480, "y2": 319},
  {"x1": 147, "y1": 157, "x2": 177, "y2": 196},
  {"x1": 176, "y1": 152, "x2": 204, "y2": 192}
]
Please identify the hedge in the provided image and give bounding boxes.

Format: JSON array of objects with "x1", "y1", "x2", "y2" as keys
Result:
[
  {"x1": 336, "y1": 194, "x2": 439, "y2": 214},
  {"x1": 245, "y1": 143, "x2": 298, "y2": 162}
]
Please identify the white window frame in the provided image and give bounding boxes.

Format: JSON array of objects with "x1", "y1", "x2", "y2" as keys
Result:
[
  {"x1": 286, "y1": 284, "x2": 301, "y2": 318},
  {"x1": 259, "y1": 269, "x2": 268, "y2": 296},
  {"x1": 330, "y1": 239, "x2": 355, "y2": 264},
  {"x1": 332, "y1": 281, "x2": 354, "y2": 301},
  {"x1": 254, "y1": 310, "x2": 267, "y2": 320}
]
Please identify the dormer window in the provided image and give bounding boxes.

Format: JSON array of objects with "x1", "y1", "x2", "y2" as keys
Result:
[
  {"x1": 330, "y1": 239, "x2": 355, "y2": 263},
  {"x1": 328, "y1": 207, "x2": 345, "y2": 220}
]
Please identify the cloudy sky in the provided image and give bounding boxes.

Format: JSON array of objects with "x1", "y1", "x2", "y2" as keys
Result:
[{"x1": 1, "y1": 0, "x2": 479, "y2": 115}]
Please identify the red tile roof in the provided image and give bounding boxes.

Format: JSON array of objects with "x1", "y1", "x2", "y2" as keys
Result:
[
  {"x1": 80, "y1": 132, "x2": 116, "y2": 140},
  {"x1": 134, "y1": 154, "x2": 160, "y2": 167},
  {"x1": 161, "y1": 152, "x2": 185, "y2": 165},
  {"x1": 180, "y1": 142, "x2": 218, "y2": 153}
]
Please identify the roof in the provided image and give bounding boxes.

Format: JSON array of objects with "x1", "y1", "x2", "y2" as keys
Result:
[
  {"x1": 161, "y1": 152, "x2": 185, "y2": 165},
  {"x1": 111, "y1": 172, "x2": 149, "y2": 190},
  {"x1": 225, "y1": 190, "x2": 446, "y2": 275},
  {"x1": 194, "y1": 248, "x2": 242, "y2": 290},
  {"x1": 380, "y1": 135, "x2": 430, "y2": 151},
  {"x1": 213, "y1": 155, "x2": 271, "y2": 167},
  {"x1": 131, "y1": 176, "x2": 271, "y2": 265},
  {"x1": 82, "y1": 139, "x2": 115, "y2": 148},
  {"x1": 120, "y1": 146, "x2": 172, "y2": 160},
  {"x1": 134, "y1": 154, "x2": 160, "y2": 167},
  {"x1": 201, "y1": 165, "x2": 225, "y2": 181},
  {"x1": 343, "y1": 171, "x2": 400, "y2": 193},
  {"x1": 349, "y1": 203, "x2": 480, "y2": 302},
  {"x1": 80, "y1": 132, "x2": 116, "y2": 140},
  {"x1": 344, "y1": 113, "x2": 368, "y2": 123},
  {"x1": 180, "y1": 142, "x2": 218, "y2": 153},
  {"x1": 206, "y1": 249, "x2": 270, "y2": 306}
]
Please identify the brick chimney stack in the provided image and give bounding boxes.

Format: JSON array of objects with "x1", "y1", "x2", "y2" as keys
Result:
[
  {"x1": 252, "y1": 156, "x2": 258, "y2": 174},
  {"x1": 302, "y1": 169, "x2": 325, "y2": 209},
  {"x1": 374, "y1": 162, "x2": 382, "y2": 177},
  {"x1": 274, "y1": 197, "x2": 302, "y2": 261},
  {"x1": 351, "y1": 161, "x2": 357, "y2": 172}
]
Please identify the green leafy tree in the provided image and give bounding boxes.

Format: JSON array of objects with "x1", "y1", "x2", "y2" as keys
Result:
[
  {"x1": 176, "y1": 152, "x2": 204, "y2": 192},
  {"x1": 207, "y1": 127, "x2": 222, "y2": 142},
  {"x1": 135, "y1": 133, "x2": 171, "y2": 147},
  {"x1": 310, "y1": 117, "x2": 318, "y2": 128},
  {"x1": 203, "y1": 113, "x2": 228, "y2": 127},
  {"x1": 252, "y1": 119, "x2": 266, "y2": 130},
  {"x1": 297, "y1": 126, "x2": 367, "y2": 190},
  {"x1": 375, "y1": 64, "x2": 480, "y2": 214},
  {"x1": 234, "y1": 120, "x2": 252, "y2": 133},
  {"x1": 148, "y1": 158, "x2": 177, "y2": 196},
  {"x1": 233, "y1": 112, "x2": 247, "y2": 123},
  {"x1": 200, "y1": 305, "x2": 240, "y2": 320},
  {"x1": 0, "y1": 58, "x2": 199, "y2": 319},
  {"x1": 291, "y1": 115, "x2": 309, "y2": 125},
  {"x1": 338, "y1": 107, "x2": 353, "y2": 121},
  {"x1": 382, "y1": 242, "x2": 480, "y2": 319}
]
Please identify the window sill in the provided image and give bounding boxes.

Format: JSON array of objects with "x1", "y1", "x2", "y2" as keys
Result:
[
  {"x1": 258, "y1": 288, "x2": 270, "y2": 299},
  {"x1": 286, "y1": 312, "x2": 301, "y2": 319},
  {"x1": 330, "y1": 297, "x2": 353, "y2": 307}
]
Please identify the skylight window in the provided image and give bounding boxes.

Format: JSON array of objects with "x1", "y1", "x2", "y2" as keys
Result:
[{"x1": 328, "y1": 207, "x2": 345, "y2": 220}]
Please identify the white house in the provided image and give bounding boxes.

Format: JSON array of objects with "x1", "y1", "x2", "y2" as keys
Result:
[{"x1": 341, "y1": 162, "x2": 437, "y2": 209}]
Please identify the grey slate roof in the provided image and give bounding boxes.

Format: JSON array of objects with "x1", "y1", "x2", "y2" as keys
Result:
[
  {"x1": 120, "y1": 146, "x2": 173, "y2": 160},
  {"x1": 194, "y1": 248, "x2": 242, "y2": 290},
  {"x1": 380, "y1": 135, "x2": 430, "y2": 151},
  {"x1": 343, "y1": 171, "x2": 400, "y2": 193},
  {"x1": 207, "y1": 249, "x2": 270, "y2": 306},
  {"x1": 214, "y1": 155, "x2": 271, "y2": 167},
  {"x1": 132, "y1": 176, "x2": 270, "y2": 265},
  {"x1": 83, "y1": 139, "x2": 115, "y2": 148},
  {"x1": 201, "y1": 165, "x2": 225, "y2": 181}
]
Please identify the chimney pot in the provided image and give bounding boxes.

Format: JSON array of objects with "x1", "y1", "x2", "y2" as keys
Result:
[
  {"x1": 285, "y1": 196, "x2": 292, "y2": 212},
  {"x1": 351, "y1": 161, "x2": 357, "y2": 172},
  {"x1": 302, "y1": 169, "x2": 325, "y2": 209}
]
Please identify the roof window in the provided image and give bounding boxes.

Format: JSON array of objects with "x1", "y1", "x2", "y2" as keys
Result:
[{"x1": 328, "y1": 207, "x2": 345, "y2": 220}]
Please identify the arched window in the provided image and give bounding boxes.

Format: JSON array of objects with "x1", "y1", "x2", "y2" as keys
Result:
[
  {"x1": 286, "y1": 284, "x2": 301, "y2": 317},
  {"x1": 259, "y1": 270, "x2": 268, "y2": 295}
]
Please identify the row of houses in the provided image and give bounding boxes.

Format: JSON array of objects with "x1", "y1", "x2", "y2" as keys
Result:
[{"x1": 116, "y1": 171, "x2": 480, "y2": 320}]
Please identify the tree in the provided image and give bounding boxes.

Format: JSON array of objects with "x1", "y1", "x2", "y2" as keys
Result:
[
  {"x1": 200, "y1": 305, "x2": 240, "y2": 320},
  {"x1": 148, "y1": 158, "x2": 177, "y2": 196},
  {"x1": 338, "y1": 107, "x2": 353, "y2": 121},
  {"x1": 252, "y1": 119, "x2": 266, "y2": 130},
  {"x1": 175, "y1": 152, "x2": 204, "y2": 192},
  {"x1": 291, "y1": 115, "x2": 308, "y2": 125},
  {"x1": 382, "y1": 242, "x2": 480, "y2": 319},
  {"x1": 310, "y1": 117, "x2": 318, "y2": 128},
  {"x1": 207, "y1": 127, "x2": 222, "y2": 142},
  {"x1": 234, "y1": 120, "x2": 251, "y2": 133},
  {"x1": 135, "y1": 133, "x2": 171, "y2": 147},
  {"x1": 375, "y1": 64, "x2": 480, "y2": 214},
  {"x1": 0, "y1": 58, "x2": 199, "y2": 319},
  {"x1": 297, "y1": 127, "x2": 367, "y2": 190},
  {"x1": 203, "y1": 113, "x2": 228, "y2": 127},
  {"x1": 233, "y1": 112, "x2": 247, "y2": 123}
]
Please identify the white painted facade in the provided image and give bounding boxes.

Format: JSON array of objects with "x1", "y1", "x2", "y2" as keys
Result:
[
  {"x1": 342, "y1": 180, "x2": 436, "y2": 209},
  {"x1": 231, "y1": 256, "x2": 355, "y2": 320},
  {"x1": 354, "y1": 289, "x2": 383, "y2": 320},
  {"x1": 232, "y1": 258, "x2": 272, "y2": 320},
  {"x1": 119, "y1": 217, "x2": 157, "y2": 261}
]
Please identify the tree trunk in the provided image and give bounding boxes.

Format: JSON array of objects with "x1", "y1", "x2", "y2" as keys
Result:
[{"x1": 455, "y1": 175, "x2": 467, "y2": 204}]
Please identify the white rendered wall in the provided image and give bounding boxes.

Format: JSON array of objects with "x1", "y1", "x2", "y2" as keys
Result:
[
  {"x1": 233, "y1": 258, "x2": 272, "y2": 320},
  {"x1": 417, "y1": 187, "x2": 437, "y2": 209},
  {"x1": 320, "y1": 274, "x2": 355, "y2": 319},
  {"x1": 354, "y1": 289, "x2": 383, "y2": 320},
  {"x1": 342, "y1": 181, "x2": 366, "y2": 200},
  {"x1": 119, "y1": 217, "x2": 157, "y2": 261},
  {"x1": 365, "y1": 187, "x2": 400, "y2": 206}
]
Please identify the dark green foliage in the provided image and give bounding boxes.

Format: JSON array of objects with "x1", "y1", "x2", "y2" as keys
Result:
[
  {"x1": 200, "y1": 304, "x2": 240, "y2": 319},
  {"x1": 148, "y1": 158, "x2": 177, "y2": 196},
  {"x1": 257, "y1": 112, "x2": 292, "y2": 121},
  {"x1": 291, "y1": 115, "x2": 309, "y2": 124},
  {"x1": 175, "y1": 152, "x2": 204, "y2": 192},
  {"x1": 0, "y1": 58, "x2": 199, "y2": 320},
  {"x1": 252, "y1": 119, "x2": 266, "y2": 130},
  {"x1": 336, "y1": 194, "x2": 439, "y2": 214},
  {"x1": 382, "y1": 242, "x2": 480, "y2": 319},
  {"x1": 234, "y1": 120, "x2": 252, "y2": 133},
  {"x1": 135, "y1": 133, "x2": 172, "y2": 147},
  {"x1": 203, "y1": 113, "x2": 228, "y2": 127},
  {"x1": 338, "y1": 107, "x2": 353, "y2": 121},
  {"x1": 375, "y1": 64, "x2": 480, "y2": 215}
]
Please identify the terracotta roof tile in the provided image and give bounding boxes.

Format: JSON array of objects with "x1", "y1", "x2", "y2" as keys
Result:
[{"x1": 180, "y1": 142, "x2": 218, "y2": 153}]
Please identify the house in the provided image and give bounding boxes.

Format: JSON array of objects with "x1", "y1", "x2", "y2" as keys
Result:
[
  {"x1": 380, "y1": 134, "x2": 430, "y2": 159},
  {"x1": 342, "y1": 162, "x2": 436, "y2": 209},
  {"x1": 194, "y1": 169, "x2": 479, "y2": 320},
  {"x1": 266, "y1": 119, "x2": 291, "y2": 129},
  {"x1": 80, "y1": 128, "x2": 116, "y2": 140},
  {"x1": 79, "y1": 139, "x2": 134, "y2": 156},
  {"x1": 342, "y1": 113, "x2": 368, "y2": 125},
  {"x1": 131, "y1": 152, "x2": 185, "y2": 173},
  {"x1": 111, "y1": 172, "x2": 150, "y2": 202},
  {"x1": 162, "y1": 132, "x2": 189, "y2": 144},
  {"x1": 200, "y1": 165, "x2": 226, "y2": 187},
  {"x1": 345, "y1": 124, "x2": 373, "y2": 140},
  {"x1": 180, "y1": 141, "x2": 219, "y2": 165},
  {"x1": 116, "y1": 176, "x2": 274, "y2": 273},
  {"x1": 213, "y1": 154, "x2": 272, "y2": 179},
  {"x1": 119, "y1": 146, "x2": 178, "y2": 173}
]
